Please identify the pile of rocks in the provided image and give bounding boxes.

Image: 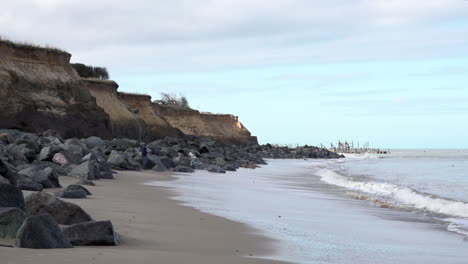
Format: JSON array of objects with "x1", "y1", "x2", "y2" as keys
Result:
[
  {"x1": 0, "y1": 183, "x2": 118, "y2": 248},
  {"x1": 0, "y1": 129, "x2": 343, "y2": 188},
  {"x1": 0, "y1": 128, "x2": 342, "y2": 249}
]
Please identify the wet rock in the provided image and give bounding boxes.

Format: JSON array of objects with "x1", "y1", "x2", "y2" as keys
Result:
[
  {"x1": 25, "y1": 192, "x2": 92, "y2": 225},
  {"x1": 107, "y1": 151, "x2": 140, "y2": 170},
  {"x1": 62, "y1": 220, "x2": 119, "y2": 246},
  {"x1": 158, "y1": 156, "x2": 175, "y2": 169},
  {"x1": 207, "y1": 165, "x2": 226, "y2": 174},
  {"x1": 0, "y1": 183, "x2": 25, "y2": 210},
  {"x1": 65, "y1": 184, "x2": 91, "y2": 195},
  {"x1": 0, "y1": 175, "x2": 10, "y2": 184},
  {"x1": 18, "y1": 166, "x2": 61, "y2": 188},
  {"x1": 0, "y1": 207, "x2": 27, "y2": 239},
  {"x1": 16, "y1": 176, "x2": 44, "y2": 191},
  {"x1": 172, "y1": 165, "x2": 194, "y2": 173},
  {"x1": 15, "y1": 214, "x2": 73, "y2": 249},
  {"x1": 84, "y1": 136, "x2": 105, "y2": 149},
  {"x1": 61, "y1": 144, "x2": 84, "y2": 165},
  {"x1": 68, "y1": 160, "x2": 100, "y2": 180},
  {"x1": 37, "y1": 146, "x2": 63, "y2": 161},
  {"x1": 55, "y1": 189, "x2": 87, "y2": 199}
]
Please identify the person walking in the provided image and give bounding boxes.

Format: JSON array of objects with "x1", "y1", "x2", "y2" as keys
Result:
[{"x1": 141, "y1": 143, "x2": 148, "y2": 170}]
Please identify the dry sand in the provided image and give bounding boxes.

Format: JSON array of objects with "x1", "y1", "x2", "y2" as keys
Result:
[{"x1": 0, "y1": 170, "x2": 290, "y2": 264}]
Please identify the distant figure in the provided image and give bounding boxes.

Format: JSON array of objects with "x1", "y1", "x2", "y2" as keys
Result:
[
  {"x1": 141, "y1": 143, "x2": 148, "y2": 170},
  {"x1": 189, "y1": 152, "x2": 200, "y2": 168}
]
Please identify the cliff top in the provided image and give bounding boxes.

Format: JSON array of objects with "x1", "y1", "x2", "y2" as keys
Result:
[{"x1": 0, "y1": 36, "x2": 69, "y2": 55}]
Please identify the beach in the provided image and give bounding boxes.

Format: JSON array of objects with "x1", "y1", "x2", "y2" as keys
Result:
[{"x1": 1, "y1": 170, "x2": 288, "y2": 264}]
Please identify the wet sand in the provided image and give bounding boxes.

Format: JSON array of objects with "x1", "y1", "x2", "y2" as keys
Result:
[{"x1": 0, "y1": 170, "x2": 289, "y2": 264}]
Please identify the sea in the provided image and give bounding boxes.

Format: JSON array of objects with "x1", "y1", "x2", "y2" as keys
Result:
[{"x1": 146, "y1": 150, "x2": 468, "y2": 264}]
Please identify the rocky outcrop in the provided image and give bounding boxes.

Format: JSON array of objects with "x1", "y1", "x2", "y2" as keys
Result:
[
  {"x1": 153, "y1": 104, "x2": 257, "y2": 144},
  {"x1": 0, "y1": 41, "x2": 111, "y2": 139},
  {"x1": 15, "y1": 213, "x2": 73, "y2": 249}
]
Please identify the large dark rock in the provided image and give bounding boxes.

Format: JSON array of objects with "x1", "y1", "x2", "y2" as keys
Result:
[
  {"x1": 62, "y1": 220, "x2": 119, "y2": 246},
  {"x1": 0, "y1": 207, "x2": 27, "y2": 239},
  {"x1": 68, "y1": 160, "x2": 100, "y2": 180},
  {"x1": 207, "y1": 165, "x2": 226, "y2": 174},
  {"x1": 84, "y1": 136, "x2": 105, "y2": 149},
  {"x1": 107, "y1": 151, "x2": 141, "y2": 170},
  {"x1": 15, "y1": 214, "x2": 73, "y2": 249},
  {"x1": 172, "y1": 165, "x2": 194, "y2": 173},
  {"x1": 7, "y1": 144, "x2": 35, "y2": 164},
  {"x1": 18, "y1": 166, "x2": 61, "y2": 188},
  {"x1": 0, "y1": 175, "x2": 10, "y2": 184},
  {"x1": 25, "y1": 192, "x2": 92, "y2": 225},
  {"x1": 158, "y1": 156, "x2": 175, "y2": 169},
  {"x1": 61, "y1": 144, "x2": 84, "y2": 165},
  {"x1": 55, "y1": 189, "x2": 87, "y2": 199},
  {"x1": 66, "y1": 184, "x2": 92, "y2": 195},
  {"x1": 149, "y1": 156, "x2": 168, "y2": 172},
  {"x1": 0, "y1": 183, "x2": 25, "y2": 210},
  {"x1": 16, "y1": 176, "x2": 44, "y2": 191},
  {"x1": 37, "y1": 146, "x2": 63, "y2": 161},
  {"x1": 55, "y1": 184, "x2": 91, "y2": 199}
]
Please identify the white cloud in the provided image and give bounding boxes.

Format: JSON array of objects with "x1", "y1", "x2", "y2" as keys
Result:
[{"x1": 0, "y1": 0, "x2": 467, "y2": 72}]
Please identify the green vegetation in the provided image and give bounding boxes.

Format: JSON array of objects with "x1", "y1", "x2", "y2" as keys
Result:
[
  {"x1": 71, "y1": 63, "x2": 110, "y2": 80},
  {"x1": 0, "y1": 36, "x2": 67, "y2": 54},
  {"x1": 155, "y1": 93, "x2": 190, "y2": 109}
]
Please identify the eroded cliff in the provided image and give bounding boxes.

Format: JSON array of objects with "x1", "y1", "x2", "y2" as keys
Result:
[
  {"x1": 0, "y1": 41, "x2": 111, "y2": 138},
  {"x1": 153, "y1": 104, "x2": 257, "y2": 144},
  {"x1": 0, "y1": 41, "x2": 257, "y2": 144}
]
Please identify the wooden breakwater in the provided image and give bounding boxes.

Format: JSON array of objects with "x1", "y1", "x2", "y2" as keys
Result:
[{"x1": 321, "y1": 141, "x2": 389, "y2": 154}]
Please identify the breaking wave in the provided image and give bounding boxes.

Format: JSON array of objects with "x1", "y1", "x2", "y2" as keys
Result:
[{"x1": 316, "y1": 168, "x2": 468, "y2": 218}]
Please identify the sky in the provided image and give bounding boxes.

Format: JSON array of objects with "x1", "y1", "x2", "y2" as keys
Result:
[{"x1": 1, "y1": 0, "x2": 467, "y2": 148}]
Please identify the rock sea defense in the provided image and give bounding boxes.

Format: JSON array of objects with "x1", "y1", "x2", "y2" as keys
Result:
[
  {"x1": 62, "y1": 220, "x2": 119, "y2": 246},
  {"x1": 55, "y1": 184, "x2": 91, "y2": 199},
  {"x1": 0, "y1": 207, "x2": 27, "y2": 239},
  {"x1": 15, "y1": 214, "x2": 73, "y2": 249},
  {"x1": 25, "y1": 192, "x2": 92, "y2": 225},
  {"x1": 0, "y1": 183, "x2": 26, "y2": 211}
]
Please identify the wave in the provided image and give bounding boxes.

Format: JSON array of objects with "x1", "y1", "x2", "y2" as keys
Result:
[{"x1": 316, "y1": 168, "x2": 468, "y2": 218}]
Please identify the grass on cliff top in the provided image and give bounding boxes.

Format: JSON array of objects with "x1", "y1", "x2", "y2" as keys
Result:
[
  {"x1": 81, "y1": 78, "x2": 117, "y2": 85},
  {"x1": 0, "y1": 36, "x2": 68, "y2": 54},
  {"x1": 118, "y1": 91, "x2": 152, "y2": 98}
]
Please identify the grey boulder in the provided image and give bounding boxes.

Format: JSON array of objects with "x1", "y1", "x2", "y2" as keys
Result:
[
  {"x1": 0, "y1": 207, "x2": 27, "y2": 239},
  {"x1": 18, "y1": 166, "x2": 61, "y2": 188},
  {"x1": 172, "y1": 165, "x2": 194, "y2": 173},
  {"x1": 63, "y1": 220, "x2": 119, "y2": 246},
  {"x1": 0, "y1": 183, "x2": 25, "y2": 210},
  {"x1": 25, "y1": 192, "x2": 92, "y2": 225},
  {"x1": 15, "y1": 214, "x2": 72, "y2": 249}
]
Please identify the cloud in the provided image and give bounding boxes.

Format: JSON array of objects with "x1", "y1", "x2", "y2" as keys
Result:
[{"x1": 0, "y1": 0, "x2": 467, "y2": 72}]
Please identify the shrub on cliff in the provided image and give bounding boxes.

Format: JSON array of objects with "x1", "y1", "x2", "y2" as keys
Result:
[
  {"x1": 155, "y1": 93, "x2": 190, "y2": 109},
  {"x1": 71, "y1": 63, "x2": 109, "y2": 80}
]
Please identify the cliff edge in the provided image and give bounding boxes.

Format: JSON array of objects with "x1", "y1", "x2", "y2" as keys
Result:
[{"x1": 0, "y1": 40, "x2": 257, "y2": 144}]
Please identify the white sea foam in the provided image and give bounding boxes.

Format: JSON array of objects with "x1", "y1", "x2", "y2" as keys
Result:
[{"x1": 316, "y1": 168, "x2": 468, "y2": 218}]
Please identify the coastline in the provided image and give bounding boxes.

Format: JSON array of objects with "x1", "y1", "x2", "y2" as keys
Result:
[{"x1": 0, "y1": 170, "x2": 290, "y2": 264}]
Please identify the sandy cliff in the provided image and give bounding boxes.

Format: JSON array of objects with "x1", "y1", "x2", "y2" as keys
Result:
[
  {"x1": 153, "y1": 104, "x2": 257, "y2": 144},
  {"x1": 0, "y1": 41, "x2": 257, "y2": 143},
  {"x1": 86, "y1": 79, "x2": 181, "y2": 141},
  {"x1": 0, "y1": 41, "x2": 111, "y2": 138}
]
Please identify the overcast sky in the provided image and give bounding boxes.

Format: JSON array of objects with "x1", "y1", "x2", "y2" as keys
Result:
[{"x1": 1, "y1": 0, "x2": 467, "y2": 148}]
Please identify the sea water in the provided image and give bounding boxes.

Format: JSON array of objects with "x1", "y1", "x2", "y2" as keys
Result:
[{"x1": 146, "y1": 150, "x2": 468, "y2": 264}]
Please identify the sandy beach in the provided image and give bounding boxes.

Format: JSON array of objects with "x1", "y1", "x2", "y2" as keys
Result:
[{"x1": 0, "y1": 171, "x2": 289, "y2": 264}]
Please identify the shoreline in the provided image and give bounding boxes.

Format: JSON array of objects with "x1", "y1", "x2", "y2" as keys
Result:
[{"x1": 0, "y1": 170, "x2": 291, "y2": 264}]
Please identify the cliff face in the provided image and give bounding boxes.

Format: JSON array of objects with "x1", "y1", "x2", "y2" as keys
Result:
[
  {"x1": 153, "y1": 104, "x2": 257, "y2": 144},
  {"x1": 0, "y1": 41, "x2": 257, "y2": 144},
  {"x1": 117, "y1": 93, "x2": 182, "y2": 140},
  {"x1": 0, "y1": 42, "x2": 111, "y2": 138}
]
